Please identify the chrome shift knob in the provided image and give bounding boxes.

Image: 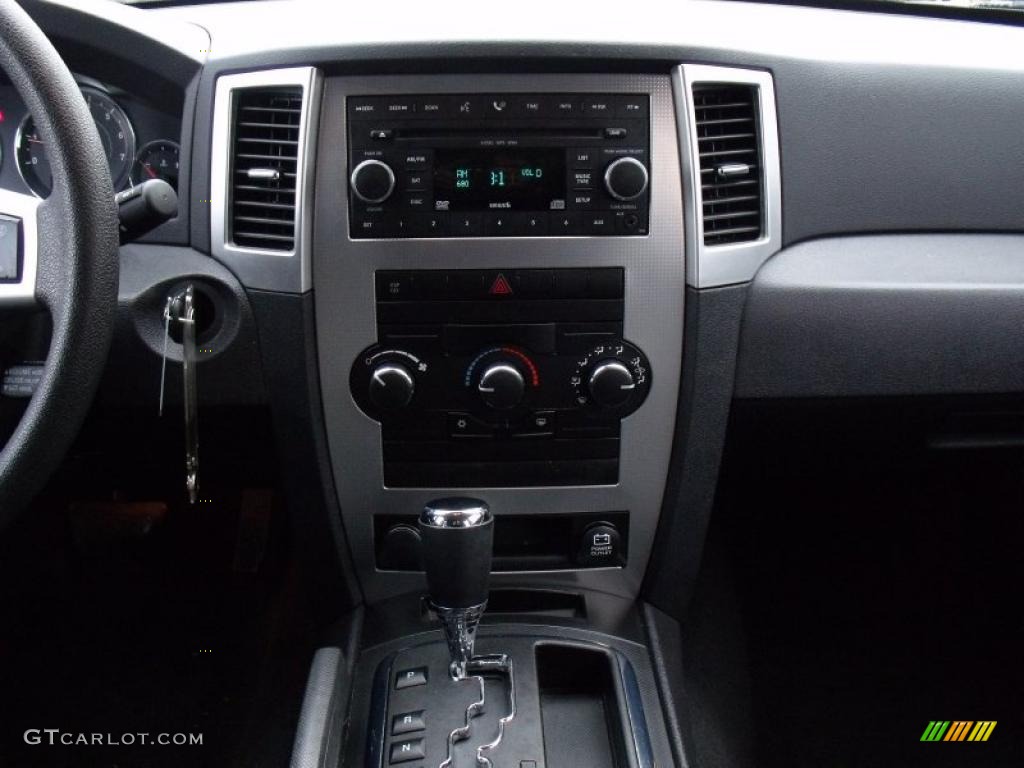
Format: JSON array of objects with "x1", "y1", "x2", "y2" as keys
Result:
[{"x1": 419, "y1": 498, "x2": 494, "y2": 678}]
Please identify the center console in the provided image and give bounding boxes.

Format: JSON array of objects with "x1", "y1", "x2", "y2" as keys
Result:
[
  {"x1": 314, "y1": 74, "x2": 684, "y2": 607},
  {"x1": 267, "y1": 69, "x2": 689, "y2": 768}
]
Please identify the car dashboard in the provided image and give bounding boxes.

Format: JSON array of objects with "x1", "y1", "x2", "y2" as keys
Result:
[{"x1": 3, "y1": 0, "x2": 1024, "y2": 766}]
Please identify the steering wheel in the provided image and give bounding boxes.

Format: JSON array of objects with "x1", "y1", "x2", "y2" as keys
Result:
[{"x1": 0, "y1": 1, "x2": 119, "y2": 528}]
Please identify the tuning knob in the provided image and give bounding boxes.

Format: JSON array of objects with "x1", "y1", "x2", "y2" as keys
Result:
[
  {"x1": 603, "y1": 157, "x2": 649, "y2": 201},
  {"x1": 350, "y1": 159, "x2": 395, "y2": 203},
  {"x1": 588, "y1": 361, "x2": 636, "y2": 408},
  {"x1": 477, "y1": 363, "x2": 525, "y2": 410},
  {"x1": 368, "y1": 363, "x2": 415, "y2": 410}
]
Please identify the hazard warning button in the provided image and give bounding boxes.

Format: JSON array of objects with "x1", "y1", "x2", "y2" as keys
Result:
[{"x1": 488, "y1": 273, "x2": 514, "y2": 296}]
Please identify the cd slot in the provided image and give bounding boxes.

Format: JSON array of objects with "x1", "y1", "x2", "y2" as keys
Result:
[{"x1": 395, "y1": 126, "x2": 604, "y2": 142}]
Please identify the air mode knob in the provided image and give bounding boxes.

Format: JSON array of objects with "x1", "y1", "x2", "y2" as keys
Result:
[
  {"x1": 604, "y1": 157, "x2": 649, "y2": 201},
  {"x1": 368, "y1": 363, "x2": 415, "y2": 410},
  {"x1": 588, "y1": 361, "x2": 636, "y2": 408},
  {"x1": 350, "y1": 159, "x2": 396, "y2": 203},
  {"x1": 477, "y1": 363, "x2": 525, "y2": 410}
]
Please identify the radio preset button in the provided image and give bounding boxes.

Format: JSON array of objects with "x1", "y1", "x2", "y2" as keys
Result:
[
  {"x1": 515, "y1": 213, "x2": 548, "y2": 236},
  {"x1": 485, "y1": 214, "x2": 516, "y2": 236},
  {"x1": 407, "y1": 213, "x2": 448, "y2": 237},
  {"x1": 551, "y1": 212, "x2": 582, "y2": 234},
  {"x1": 451, "y1": 213, "x2": 483, "y2": 236}
]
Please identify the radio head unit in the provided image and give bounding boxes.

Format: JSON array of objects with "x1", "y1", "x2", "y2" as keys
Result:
[{"x1": 347, "y1": 93, "x2": 650, "y2": 239}]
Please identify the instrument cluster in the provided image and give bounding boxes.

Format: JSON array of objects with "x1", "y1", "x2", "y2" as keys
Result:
[{"x1": 0, "y1": 78, "x2": 180, "y2": 199}]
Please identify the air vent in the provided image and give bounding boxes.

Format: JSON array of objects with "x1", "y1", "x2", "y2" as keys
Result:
[
  {"x1": 693, "y1": 84, "x2": 763, "y2": 246},
  {"x1": 229, "y1": 87, "x2": 303, "y2": 251}
]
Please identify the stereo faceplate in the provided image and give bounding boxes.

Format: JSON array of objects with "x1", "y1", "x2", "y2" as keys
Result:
[{"x1": 347, "y1": 93, "x2": 651, "y2": 239}]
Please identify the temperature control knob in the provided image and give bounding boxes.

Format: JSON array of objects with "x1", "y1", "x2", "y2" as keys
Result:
[
  {"x1": 604, "y1": 157, "x2": 649, "y2": 201},
  {"x1": 368, "y1": 363, "x2": 415, "y2": 410},
  {"x1": 588, "y1": 360, "x2": 636, "y2": 408},
  {"x1": 477, "y1": 363, "x2": 525, "y2": 410},
  {"x1": 350, "y1": 159, "x2": 396, "y2": 203}
]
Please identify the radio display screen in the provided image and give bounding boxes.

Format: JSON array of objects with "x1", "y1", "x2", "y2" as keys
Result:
[{"x1": 434, "y1": 149, "x2": 565, "y2": 211}]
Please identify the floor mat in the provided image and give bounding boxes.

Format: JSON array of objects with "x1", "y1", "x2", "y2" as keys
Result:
[
  {"x1": 0, "y1": 491, "x2": 310, "y2": 768},
  {"x1": 722, "y1": 403, "x2": 1024, "y2": 768}
]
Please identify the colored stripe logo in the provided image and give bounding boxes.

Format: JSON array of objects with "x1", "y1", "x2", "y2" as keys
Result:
[{"x1": 920, "y1": 721, "x2": 996, "y2": 742}]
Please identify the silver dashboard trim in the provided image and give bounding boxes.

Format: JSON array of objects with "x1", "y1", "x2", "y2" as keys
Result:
[
  {"x1": 0, "y1": 188, "x2": 40, "y2": 307},
  {"x1": 676, "y1": 64, "x2": 782, "y2": 288},
  {"x1": 313, "y1": 73, "x2": 685, "y2": 604},
  {"x1": 210, "y1": 66, "x2": 320, "y2": 294}
]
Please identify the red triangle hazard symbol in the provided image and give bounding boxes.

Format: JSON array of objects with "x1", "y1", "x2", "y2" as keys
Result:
[{"x1": 489, "y1": 274, "x2": 514, "y2": 296}]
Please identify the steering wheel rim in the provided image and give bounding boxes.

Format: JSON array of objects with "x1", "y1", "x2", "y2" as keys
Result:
[{"x1": 0, "y1": 0, "x2": 119, "y2": 527}]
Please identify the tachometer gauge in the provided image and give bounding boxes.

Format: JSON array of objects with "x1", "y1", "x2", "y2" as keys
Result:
[
  {"x1": 131, "y1": 140, "x2": 180, "y2": 190},
  {"x1": 16, "y1": 85, "x2": 135, "y2": 198}
]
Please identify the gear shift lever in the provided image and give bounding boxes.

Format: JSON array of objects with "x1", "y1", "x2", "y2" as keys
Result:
[{"x1": 419, "y1": 498, "x2": 494, "y2": 679}]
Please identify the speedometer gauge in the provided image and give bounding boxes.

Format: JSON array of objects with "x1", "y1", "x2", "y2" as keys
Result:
[{"x1": 16, "y1": 85, "x2": 135, "y2": 198}]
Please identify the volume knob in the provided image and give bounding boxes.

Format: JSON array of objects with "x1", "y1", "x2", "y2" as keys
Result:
[
  {"x1": 350, "y1": 159, "x2": 396, "y2": 203},
  {"x1": 603, "y1": 157, "x2": 649, "y2": 201},
  {"x1": 588, "y1": 360, "x2": 636, "y2": 409},
  {"x1": 368, "y1": 363, "x2": 415, "y2": 410}
]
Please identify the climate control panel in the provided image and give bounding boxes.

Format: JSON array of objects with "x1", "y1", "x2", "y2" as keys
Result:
[{"x1": 349, "y1": 267, "x2": 651, "y2": 487}]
